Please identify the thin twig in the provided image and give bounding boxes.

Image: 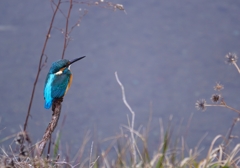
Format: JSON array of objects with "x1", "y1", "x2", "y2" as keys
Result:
[
  {"x1": 225, "y1": 116, "x2": 240, "y2": 147},
  {"x1": 68, "y1": 9, "x2": 88, "y2": 36},
  {"x1": 205, "y1": 104, "x2": 240, "y2": 115},
  {"x1": 23, "y1": 0, "x2": 61, "y2": 132},
  {"x1": 233, "y1": 62, "x2": 240, "y2": 74},
  {"x1": 89, "y1": 141, "x2": 93, "y2": 168},
  {"x1": 88, "y1": 141, "x2": 99, "y2": 168},
  {"x1": 90, "y1": 156, "x2": 100, "y2": 168},
  {"x1": 115, "y1": 71, "x2": 136, "y2": 167},
  {"x1": 184, "y1": 112, "x2": 194, "y2": 137},
  {"x1": 61, "y1": 0, "x2": 73, "y2": 59}
]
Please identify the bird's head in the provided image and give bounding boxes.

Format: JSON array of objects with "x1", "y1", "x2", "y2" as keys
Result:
[{"x1": 49, "y1": 56, "x2": 85, "y2": 75}]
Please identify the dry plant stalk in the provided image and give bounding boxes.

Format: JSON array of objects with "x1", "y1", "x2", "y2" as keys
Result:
[
  {"x1": 38, "y1": 98, "x2": 62, "y2": 155},
  {"x1": 115, "y1": 72, "x2": 137, "y2": 167},
  {"x1": 196, "y1": 53, "x2": 240, "y2": 161},
  {"x1": 24, "y1": 0, "x2": 61, "y2": 132}
]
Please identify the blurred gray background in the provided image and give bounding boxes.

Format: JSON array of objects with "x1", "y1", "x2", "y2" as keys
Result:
[{"x1": 1, "y1": 0, "x2": 240, "y2": 157}]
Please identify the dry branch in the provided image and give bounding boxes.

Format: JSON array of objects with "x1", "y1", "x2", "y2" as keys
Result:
[
  {"x1": 38, "y1": 98, "x2": 63, "y2": 155},
  {"x1": 24, "y1": 0, "x2": 62, "y2": 132},
  {"x1": 115, "y1": 71, "x2": 137, "y2": 167}
]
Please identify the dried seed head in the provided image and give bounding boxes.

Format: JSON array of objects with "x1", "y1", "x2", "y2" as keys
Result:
[
  {"x1": 214, "y1": 82, "x2": 224, "y2": 91},
  {"x1": 195, "y1": 99, "x2": 207, "y2": 111},
  {"x1": 211, "y1": 94, "x2": 221, "y2": 103},
  {"x1": 115, "y1": 4, "x2": 124, "y2": 10},
  {"x1": 226, "y1": 53, "x2": 238, "y2": 64},
  {"x1": 19, "y1": 145, "x2": 29, "y2": 157},
  {"x1": 15, "y1": 133, "x2": 25, "y2": 145},
  {"x1": 14, "y1": 131, "x2": 31, "y2": 145}
]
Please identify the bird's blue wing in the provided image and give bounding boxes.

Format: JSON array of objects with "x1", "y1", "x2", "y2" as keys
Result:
[
  {"x1": 44, "y1": 73, "x2": 54, "y2": 109},
  {"x1": 51, "y1": 73, "x2": 71, "y2": 99}
]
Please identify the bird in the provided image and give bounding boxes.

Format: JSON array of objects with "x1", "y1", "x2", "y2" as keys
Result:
[{"x1": 43, "y1": 56, "x2": 85, "y2": 109}]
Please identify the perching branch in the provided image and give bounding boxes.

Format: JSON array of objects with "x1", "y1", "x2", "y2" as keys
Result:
[{"x1": 38, "y1": 98, "x2": 63, "y2": 155}]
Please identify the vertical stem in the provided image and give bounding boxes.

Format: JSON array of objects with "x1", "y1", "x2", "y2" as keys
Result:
[
  {"x1": 115, "y1": 72, "x2": 136, "y2": 167},
  {"x1": 24, "y1": 0, "x2": 62, "y2": 132},
  {"x1": 61, "y1": 0, "x2": 73, "y2": 59}
]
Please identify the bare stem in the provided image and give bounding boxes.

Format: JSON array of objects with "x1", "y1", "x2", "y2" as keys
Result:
[
  {"x1": 205, "y1": 104, "x2": 240, "y2": 115},
  {"x1": 24, "y1": 0, "x2": 61, "y2": 132},
  {"x1": 233, "y1": 62, "x2": 240, "y2": 74},
  {"x1": 115, "y1": 72, "x2": 136, "y2": 167},
  {"x1": 61, "y1": 0, "x2": 73, "y2": 59},
  {"x1": 225, "y1": 116, "x2": 240, "y2": 147}
]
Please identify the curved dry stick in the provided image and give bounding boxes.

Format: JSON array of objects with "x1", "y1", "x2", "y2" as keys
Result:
[{"x1": 115, "y1": 72, "x2": 136, "y2": 167}]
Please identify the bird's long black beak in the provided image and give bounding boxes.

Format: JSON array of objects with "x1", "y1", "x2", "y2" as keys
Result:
[{"x1": 69, "y1": 56, "x2": 86, "y2": 65}]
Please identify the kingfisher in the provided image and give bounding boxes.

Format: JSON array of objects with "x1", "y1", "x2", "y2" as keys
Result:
[{"x1": 44, "y1": 56, "x2": 85, "y2": 109}]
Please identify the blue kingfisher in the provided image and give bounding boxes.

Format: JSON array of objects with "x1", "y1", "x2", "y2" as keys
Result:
[{"x1": 44, "y1": 56, "x2": 85, "y2": 109}]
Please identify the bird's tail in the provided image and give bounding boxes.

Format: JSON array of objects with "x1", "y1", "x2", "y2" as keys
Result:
[{"x1": 44, "y1": 101, "x2": 52, "y2": 109}]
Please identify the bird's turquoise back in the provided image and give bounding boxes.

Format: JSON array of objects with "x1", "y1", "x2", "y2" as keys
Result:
[{"x1": 44, "y1": 68, "x2": 72, "y2": 109}]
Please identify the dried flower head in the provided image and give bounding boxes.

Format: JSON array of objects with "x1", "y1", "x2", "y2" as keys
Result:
[
  {"x1": 211, "y1": 94, "x2": 221, "y2": 103},
  {"x1": 15, "y1": 132, "x2": 25, "y2": 145},
  {"x1": 19, "y1": 145, "x2": 29, "y2": 157},
  {"x1": 226, "y1": 53, "x2": 238, "y2": 64},
  {"x1": 14, "y1": 131, "x2": 31, "y2": 145},
  {"x1": 115, "y1": 4, "x2": 124, "y2": 10},
  {"x1": 195, "y1": 99, "x2": 207, "y2": 111},
  {"x1": 214, "y1": 82, "x2": 224, "y2": 91}
]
